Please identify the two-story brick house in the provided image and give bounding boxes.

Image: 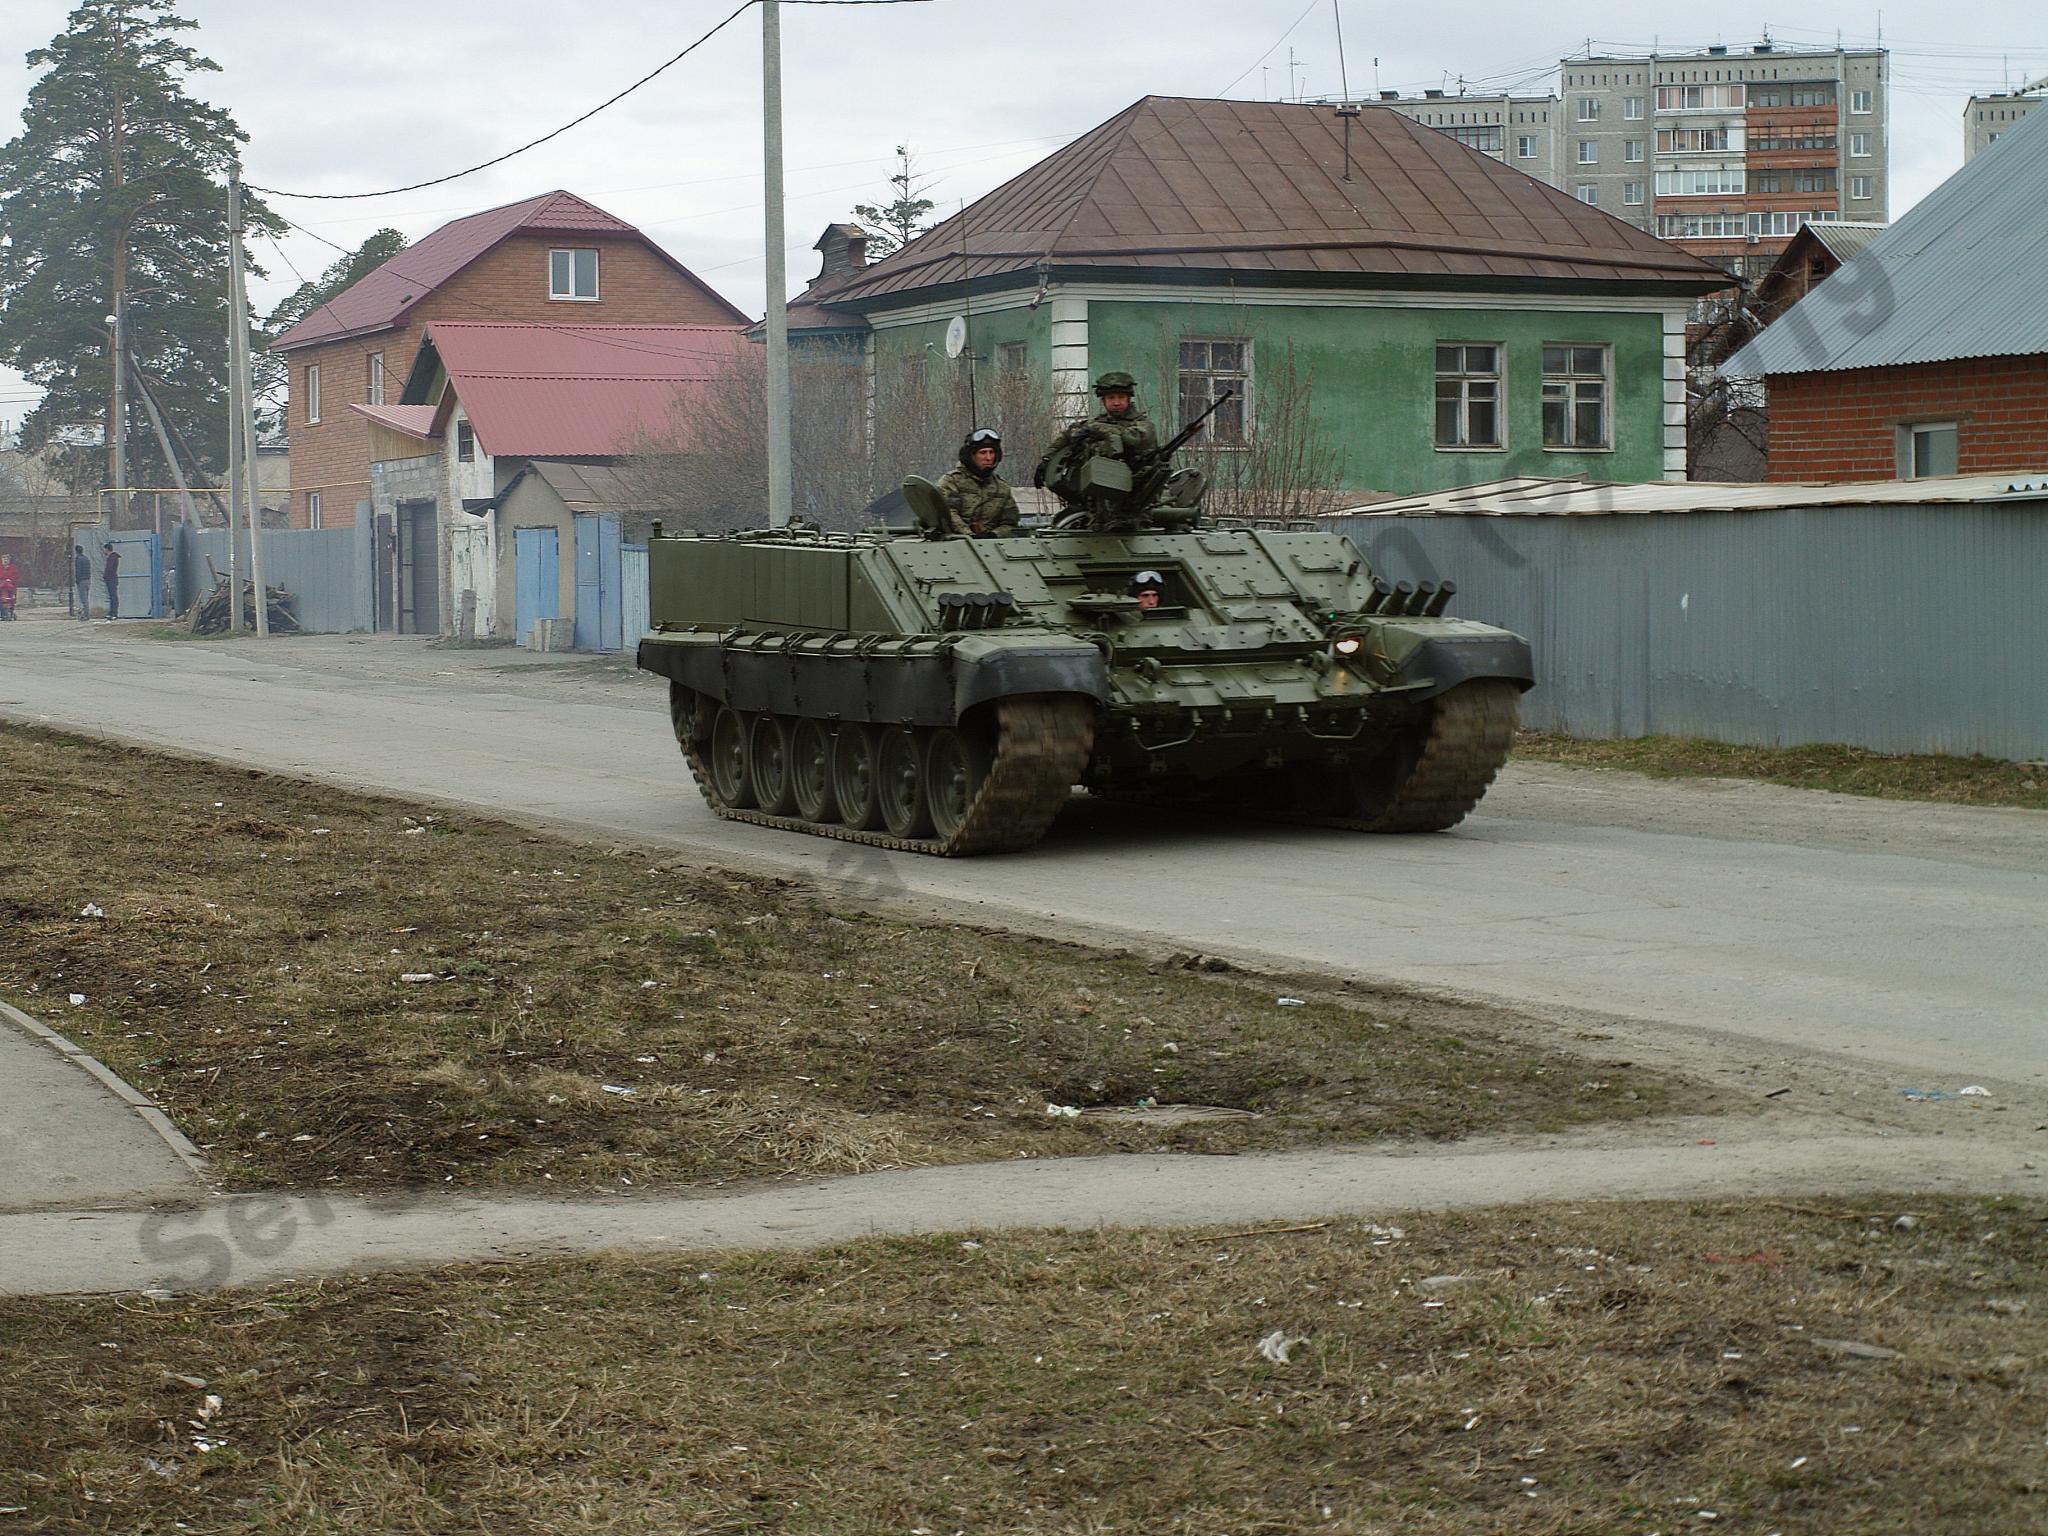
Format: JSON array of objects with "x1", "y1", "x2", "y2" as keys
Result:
[{"x1": 270, "y1": 190, "x2": 747, "y2": 529}]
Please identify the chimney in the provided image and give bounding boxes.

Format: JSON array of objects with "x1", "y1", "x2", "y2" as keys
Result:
[
  {"x1": 813, "y1": 223, "x2": 870, "y2": 284},
  {"x1": 1379, "y1": 90, "x2": 1399, "y2": 101}
]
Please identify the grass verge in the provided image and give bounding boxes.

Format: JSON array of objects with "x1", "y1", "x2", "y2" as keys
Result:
[
  {"x1": 1517, "y1": 731, "x2": 2048, "y2": 811},
  {"x1": 0, "y1": 724, "x2": 1687, "y2": 1194},
  {"x1": 2, "y1": 1197, "x2": 2040, "y2": 1533}
]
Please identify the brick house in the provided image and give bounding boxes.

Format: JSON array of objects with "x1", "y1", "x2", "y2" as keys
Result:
[
  {"x1": 270, "y1": 190, "x2": 747, "y2": 529},
  {"x1": 781, "y1": 97, "x2": 1731, "y2": 498},
  {"x1": 1721, "y1": 109, "x2": 2048, "y2": 481}
]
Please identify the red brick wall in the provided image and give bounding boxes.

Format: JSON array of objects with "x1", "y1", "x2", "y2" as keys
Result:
[
  {"x1": 279, "y1": 234, "x2": 742, "y2": 527},
  {"x1": 1766, "y1": 355, "x2": 2048, "y2": 482}
]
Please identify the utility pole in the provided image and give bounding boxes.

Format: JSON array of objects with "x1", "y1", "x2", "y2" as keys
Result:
[
  {"x1": 761, "y1": 0, "x2": 793, "y2": 528},
  {"x1": 229, "y1": 166, "x2": 267, "y2": 637},
  {"x1": 107, "y1": 294, "x2": 127, "y2": 531},
  {"x1": 222, "y1": 174, "x2": 243, "y2": 633},
  {"x1": 128, "y1": 359, "x2": 199, "y2": 531}
]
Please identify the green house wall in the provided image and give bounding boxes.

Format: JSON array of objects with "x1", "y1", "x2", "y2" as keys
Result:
[{"x1": 854, "y1": 288, "x2": 1675, "y2": 495}]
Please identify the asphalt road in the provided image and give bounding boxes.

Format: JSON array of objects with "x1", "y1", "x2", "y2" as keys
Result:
[{"x1": 6, "y1": 619, "x2": 2046, "y2": 1093}]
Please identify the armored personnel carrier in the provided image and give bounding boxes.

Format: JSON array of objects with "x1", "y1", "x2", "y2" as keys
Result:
[{"x1": 637, "y1": 455, "x2": 1532, "y2": 854}]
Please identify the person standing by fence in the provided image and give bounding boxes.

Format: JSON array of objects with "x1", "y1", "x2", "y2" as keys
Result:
[
  {"x1": 72, "y1": 545, "x2": 91, "y2": 622},
  {"x1": 100, "y1": 543, "x2": 120, "y2": 621}
]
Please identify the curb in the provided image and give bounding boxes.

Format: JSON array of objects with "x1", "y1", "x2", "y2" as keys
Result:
[{"x1": 0, "y1": 998, "x2": 211, "y2": 1182}]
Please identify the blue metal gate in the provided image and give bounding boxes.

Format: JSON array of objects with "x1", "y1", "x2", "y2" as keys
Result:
[
  {"x1": 573, "y1": 514, "x2": 622, "y2": 652},
  {"x1": 513, "y1": 526, "x2": 558, "y2": 645},
  {"x1": 621, "y1": 545, "x2": 648, "y2": 653}
]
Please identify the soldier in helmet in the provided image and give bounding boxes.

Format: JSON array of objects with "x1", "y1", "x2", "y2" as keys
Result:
[
  {"x1": 934, "y1": 427, "x2": 1020, "y2": 538},
  {"x1": 1051, "y1": 370, "x2": 1159, "y2": 465}
]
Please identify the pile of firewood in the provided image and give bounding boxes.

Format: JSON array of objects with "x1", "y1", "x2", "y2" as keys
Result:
[{"x1": 183, "y1": 573, "x2": 299, "y2": 635}]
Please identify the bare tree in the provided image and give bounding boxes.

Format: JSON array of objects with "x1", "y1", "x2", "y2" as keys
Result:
[{"x1": 1145, "y1": 342, "x2": 1351, "y2": 521}]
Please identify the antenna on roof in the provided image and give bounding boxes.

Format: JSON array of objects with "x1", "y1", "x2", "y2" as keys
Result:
[{"x1": 1331, "y1": 0, "x2": 1351, "y2": 103}]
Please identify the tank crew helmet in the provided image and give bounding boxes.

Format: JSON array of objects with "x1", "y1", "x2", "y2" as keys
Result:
[
  {"x1": 1128, "y1": 569, "x2": 1164, "y2": 593},
  {"x1": 1093, "y1": 370, "x2": 1137, "y2": 396},
  {"x1": 959, "y1": 427, "x2": 1003, "y2": 468}
]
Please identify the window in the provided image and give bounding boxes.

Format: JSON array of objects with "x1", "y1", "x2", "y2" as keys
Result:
[
  {"x1": 1658, "y1": 125, "x2": 1744, "y2": 154},
  {"x1": 1623, "y1": 181, "x2": 1645, "y2": 205},
  {"x1": 1624, "y1": 139, "x2": 1645, "y2": 162},
  {"x1": 1749, "y1": 126, "x2": 1833, "y2": 151},
  {"x1": 1577, "y1": 138, "x2": 1598, "y2": 163},
  {"x1": 549, "y1": 247, "x2": 599, "y2": 301},
  {"x1": 1176, "y1": 338, "x2": 1249, "y2": 445},
  {"x1": 1541, "y1": 345, "x2": 1609, "y2": 450},
  {"x1": 997, "y1": 341, "x2": 1027, "y2": 373},
  {"x1": 1899, "y1": 422, "x2": 1958, "y2": 478},
  {"x1": 1656, "y1": 167, "x2": 1746, "y2": 197},
  {"x1": 307, "y1": 490, "x2": 322, "y2": 530},
  {"x1": 1849, "y1": 131, "x2": 1872, "y2": 158},
  {"x1": 367, "y1": 352, "x2": 385, "y2": 406},
  {"x1": 1576, "y1": 96, "x2": 1599, "y2": 121},
  {"x1": 1445, "y1": 124, "x2": 1504, "y2": 155},
  {"x1": 1657, "y1": 211, "x2": 1748, "y2": 239},
  {"x1": 1850, "y1": 87, "x2": 1873, "y2": 114},
  {"x1": 1849, "y1": 174, "x2": 1873, "y2": 201},
  {"x1": 1575, "y1": 184, "x2": 1599, "y2": 205},
  {"x1": 305, "y1": 364, "x2": 321, "y2": 424},
  {"x1": 1623, "y1": 95, "x2": 1645, "y2": 119},
  {"x1": 457, "y1": 420, "x2": 476, "y2": 463},
  {"x1": 1517, "y1": 134, "x2": 1538, "y2": 158},
  {"x1": 1656, "y1": 83, "x2": 1745, "y2": 112},
  {"x1": 1434, "y1": 344, "x2": 1501, "y2": 449}
]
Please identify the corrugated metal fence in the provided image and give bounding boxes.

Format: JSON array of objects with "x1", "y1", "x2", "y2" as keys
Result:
[
  {"x1": 1337, "y1": 503, "x2": 2048, "y2": 760},
  {"x1": 173, "y1": 522, "x2": 374, "y2": 635}
]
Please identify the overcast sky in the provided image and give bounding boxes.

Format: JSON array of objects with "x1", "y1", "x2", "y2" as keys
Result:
[{"x1": 3, "y1": 0, "x2": 2044, "y2": 426}]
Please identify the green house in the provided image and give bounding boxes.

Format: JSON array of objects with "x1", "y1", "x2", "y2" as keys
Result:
[{"x1": 787, "y1": 97, "x2": 1731, "y2": 497}]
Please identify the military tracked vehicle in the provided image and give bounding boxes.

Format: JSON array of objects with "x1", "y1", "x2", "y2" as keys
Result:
[{"x1": 636, "y1": 464, "x2": 1533, "y2": 855}]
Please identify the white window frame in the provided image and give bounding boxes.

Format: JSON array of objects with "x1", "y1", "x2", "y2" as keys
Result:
[
  {"x1": 1849, "y1": 131, "x2": 1872, "y2": 158},
  {"x1": 307, "y1": 489, "x2": 322, "y2": 530},
  {"x1": 1623, "y1": 182, "x2": 1645, "y2": 205},
  {"x1": 1576, "y1": 96, "x2": 1599, "y2": 121},
  {"x1": 1899, "y1": 421, "x2": 1958, "y2": 479},
  {"x1": 1575, "y1": 184, "x2": 1598, "y2": 205},
  {"x1": 1848, "y1": 175, "x2": 1873, "y2": 201},
  {"x1": 1516, "y1": 134, "x2": 1537, "y2": 159},
  {"x1": 1577, "y1": 139, "x2": 1598, "y2": 164},
  {"x1": 548, "y1": 247, "x2": 600, "y2": 301},
  {"x1": 367, "y1": 352, "x2": 385, "y2": 406},
  {"x1": 1850, "y1": 87, "x2": 1873, "y2": 114},
  {"x1": 1176, "y1": 337, "x2": 1251, "y2": 447},
  {"x1": 305, "y1": 363, "x2": 321, "y2": 424},
  {"x1": 1623, "y1": 95, "x2": 1645, "y2": 120},
  {"x1": 1434, "y1": 342, "x2": 1504, "y2": 452},
  {"x1": 1541, "y1": 344, "x2": 1611, "y2": 452},
  {"x1": 1624, "y1": 139, "x2": 1645, "y2": 162}
]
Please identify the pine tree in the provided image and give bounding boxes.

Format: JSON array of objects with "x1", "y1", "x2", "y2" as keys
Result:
[
  {"x1": 0, "y1": 0, "x2": 282, "y2": 494},
  {"x1": 852, "y1": 145, "x2": 936, "y2": 260}
]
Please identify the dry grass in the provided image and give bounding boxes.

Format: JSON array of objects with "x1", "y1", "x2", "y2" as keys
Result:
[
  {"x1": 1517, "y1": 731, "x2": 2048, "y2": 811},
  {"x1": 0, "y1": 724, "x2": 1689, "y2": 1194},
  {"x1": 1, "y1": 1196, "x2": 2040, "y2": 1533}
]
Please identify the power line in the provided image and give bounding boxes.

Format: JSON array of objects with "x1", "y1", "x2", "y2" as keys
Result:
[{"x1": 246, "y1": 0, "x2": 936, "y2": 203}]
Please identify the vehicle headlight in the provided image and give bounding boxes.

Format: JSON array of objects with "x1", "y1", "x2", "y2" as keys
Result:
[{"x1": 1333, "y1": 635, "x2": 1363, "y2": 657}]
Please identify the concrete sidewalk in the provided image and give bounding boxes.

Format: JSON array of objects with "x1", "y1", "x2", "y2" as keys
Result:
[
  {"x1": 0, "y1": 1000, "x2": 208, "y2": 1213},
  {"x1": 3, "y1": 1122, "x2": 2035, "y2": 1297}
]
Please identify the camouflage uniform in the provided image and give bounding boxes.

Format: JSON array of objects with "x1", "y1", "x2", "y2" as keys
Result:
[
  {"x1": 1071, "y1": 405, "x2": 1158, "y2": 462},
  {"x1": 934, "y1": 456, "x2": 1020, "y2": 538}
]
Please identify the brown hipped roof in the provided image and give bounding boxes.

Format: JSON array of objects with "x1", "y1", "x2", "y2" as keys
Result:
[
  {"x1": 827, "y1": 97, "x2": 1730, "y2": 304},
  {"x1": 272, "y1": 190, "x2": 747, "y2": 351}
]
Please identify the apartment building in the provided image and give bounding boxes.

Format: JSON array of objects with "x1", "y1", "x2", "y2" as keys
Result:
[
  {"x1": 1966, "y1": 89, "x2": 2043, "y2": 160},
  {"x1": 1379, "y1": 41, "x2": 1889, "y2": 284},
  {"x1": 1365, "y1": 88, "x2": 1559, "y2": 185}
]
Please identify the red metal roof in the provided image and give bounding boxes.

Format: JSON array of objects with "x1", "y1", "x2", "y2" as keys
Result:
[
  {"x1": 272, "y1": 191, "x2": 746, "y2": 351},
  {"x1": 828, "y1": 98, "x2": 1731, "y2": 304},
  {"x1": 419, "y1": 322, "x2": 751, "y2": 457},
  {"x1": 347, "y1": 403, "x2": 438, "y2": 440}
]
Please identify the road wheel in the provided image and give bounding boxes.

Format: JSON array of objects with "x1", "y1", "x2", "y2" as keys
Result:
[
  {"x1": 790, "y1": 717, "x2": 840, "y2": 823},
  {"x1": 877, "y1": 727, "x2": 933, "y2": 839},
  {"x1": 831, "y1": 723, "x2": 885, "y2": 830},
  {"x1": 749, "y1": 712, "x2": 798, "y2": 816},
  {"x1": 708, "y1": 706, "x2": 756, "y2": 808},
  {"x1": 668, "y1": 683, "x2": 710, "y2": 751},
  {"x1": 924, "y1": 724, "x2": 992, "y2": 843}
]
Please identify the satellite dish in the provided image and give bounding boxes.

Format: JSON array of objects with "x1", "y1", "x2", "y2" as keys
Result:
[{"x1": 943, "y1": 315, "x2": 968, "y2": 359}]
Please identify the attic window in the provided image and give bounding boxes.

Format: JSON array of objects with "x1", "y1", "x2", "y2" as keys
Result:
[{"x1": 549, "y1": 248, "x2": 599, "y2": 301}]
